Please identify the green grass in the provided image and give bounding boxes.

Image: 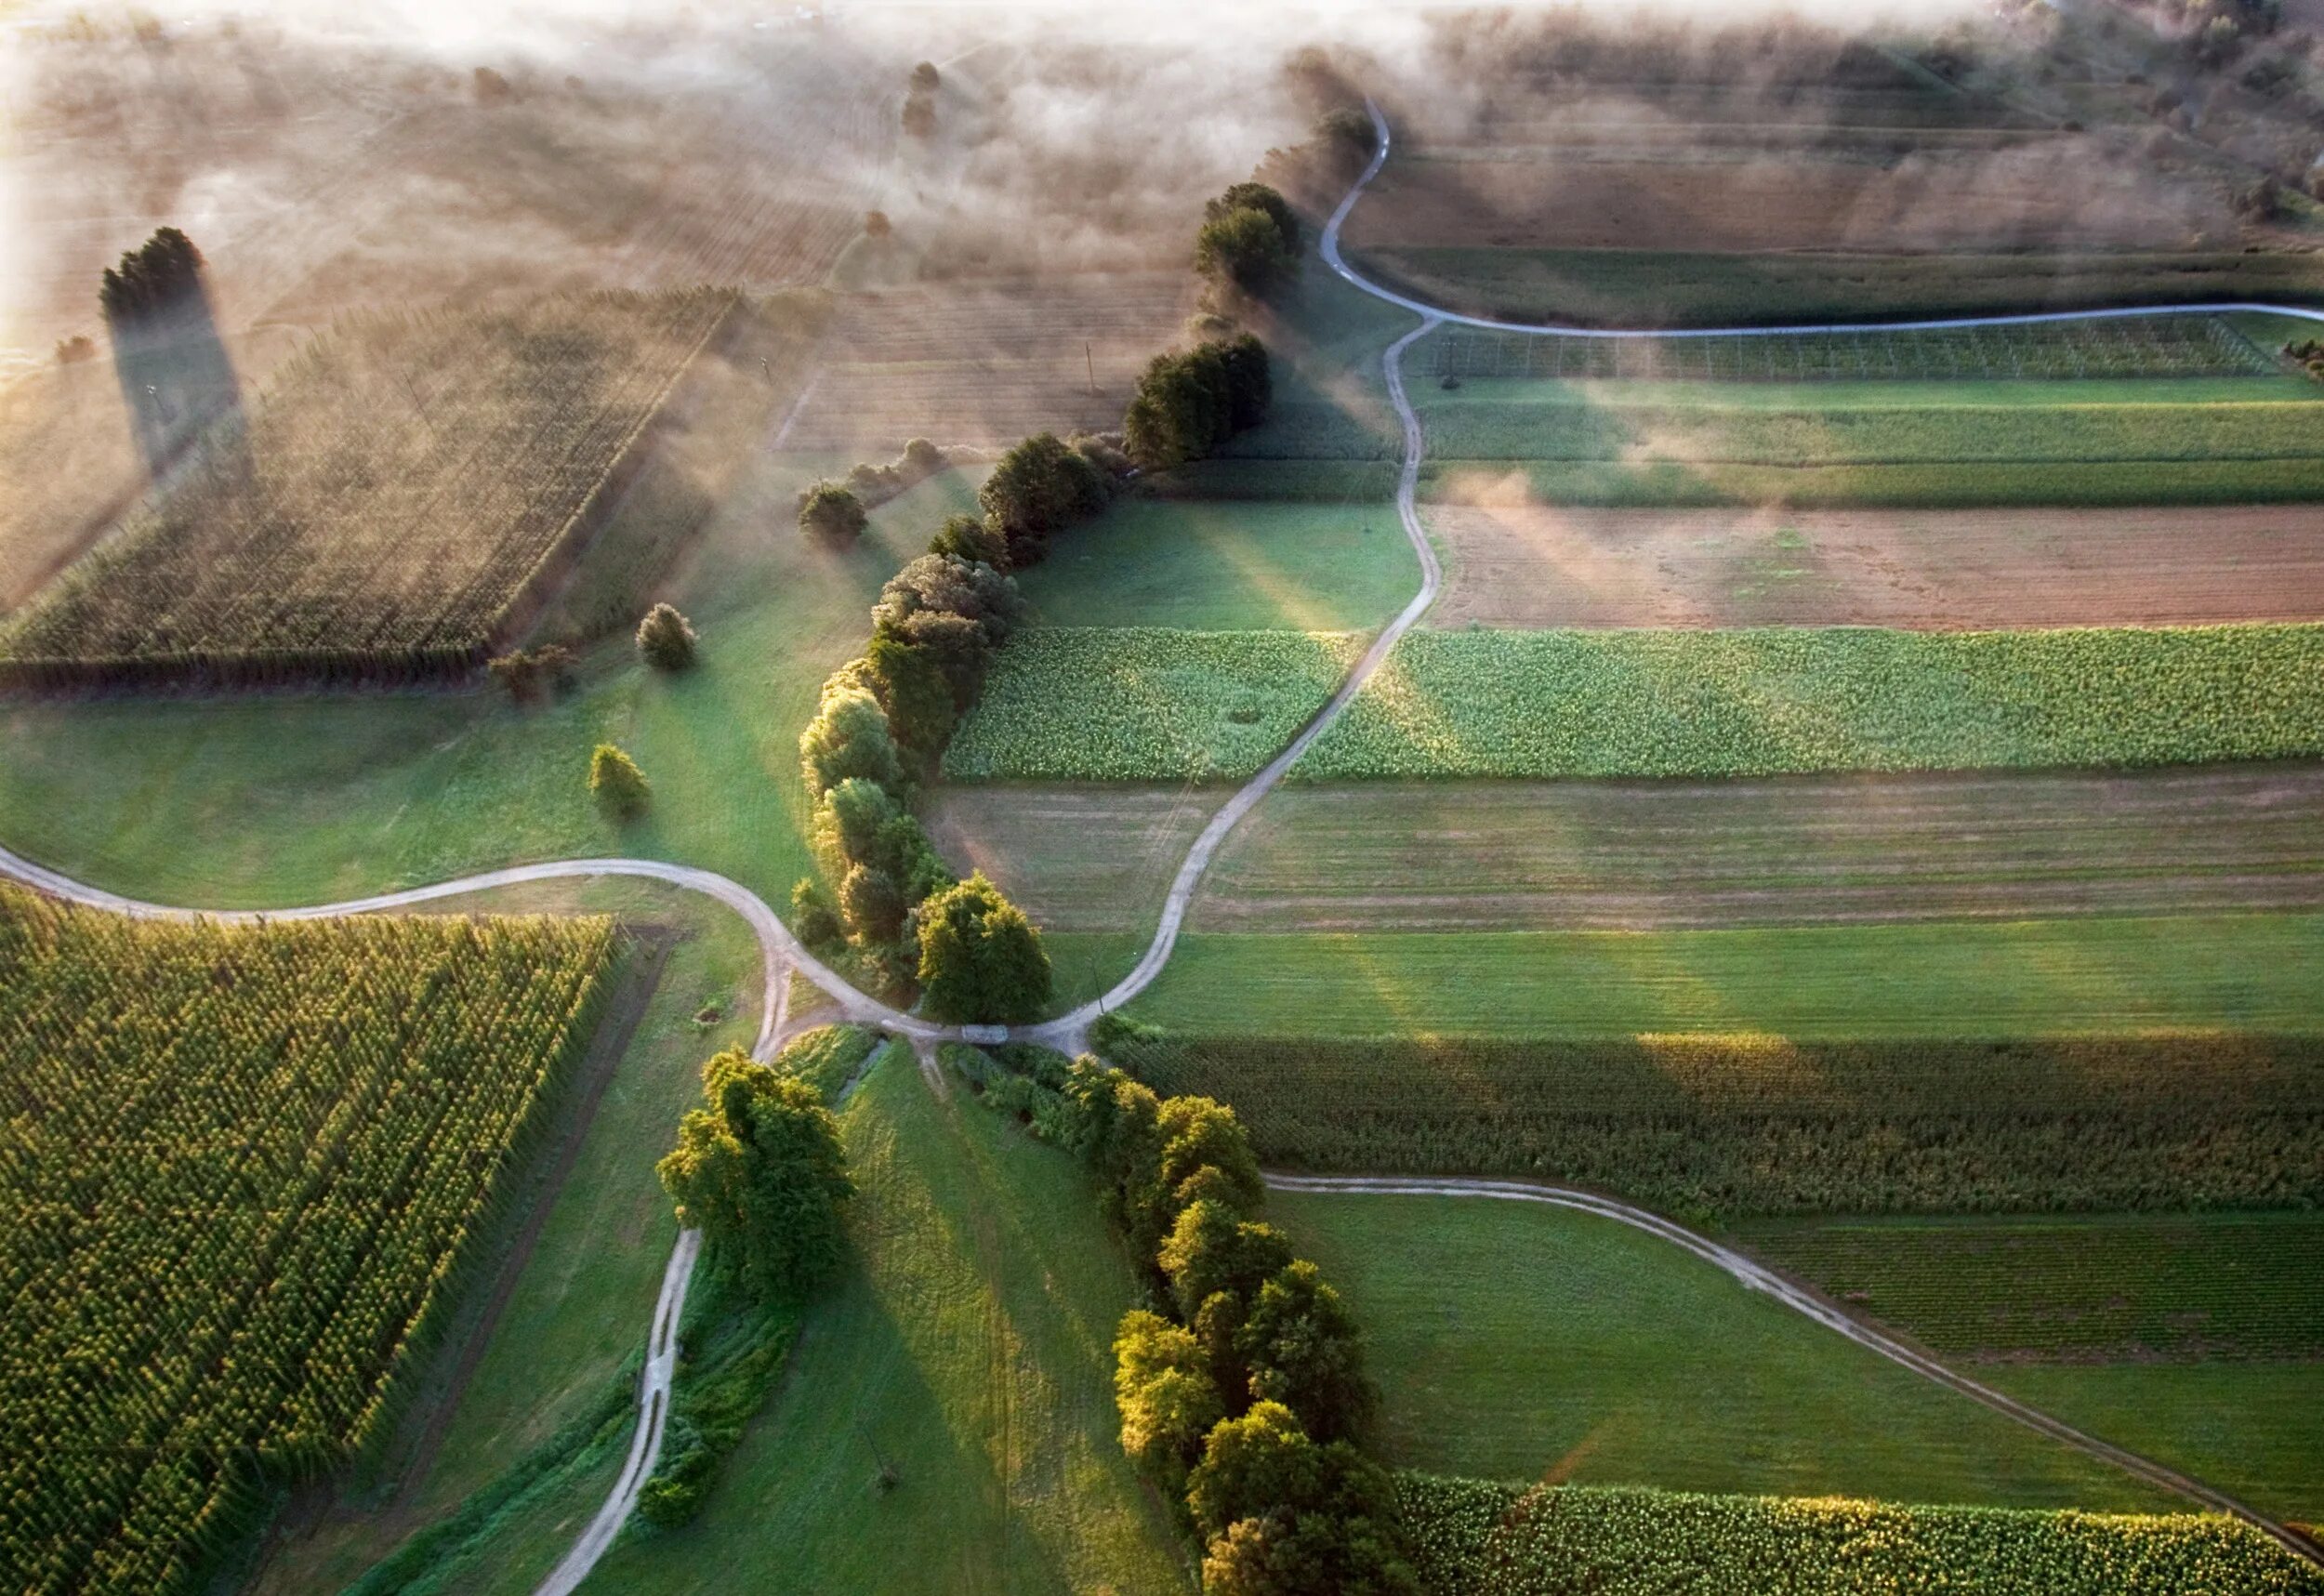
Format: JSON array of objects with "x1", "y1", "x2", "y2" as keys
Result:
[
  {"x1": 0, "y1": 461, "x2": 975, "y2": 914},
  {"x1": 1397, "y1": 1475, "x2": 2324, "y2": 1596},
  {"x1": 1986, "y1": 1366, "x2": 2324, "y2": 1528},
  {"x1": 1267, "y1": 1187, "x2": 2174, "y2": 1507},
  {"x1": 1350, "y1": 244, "x2": 2324, "y2": 329},
  {"x1": 1105, "y1": 1029, "x2": 2324, "y2": 1218},
  {"x1": 1110, "y1": 913, "x2": 2324, "y2": 1038},
  {"x1": 1293, "y1": 625, "x2": 2324, "y2": 781},
  {"x1": 1010, "y1": 498, "x2": 1413, "y2": 632},
  {"x1": 576, "y1": 1043, "x2": 1192, "y2": 1596},
  {"x1": 1419, "y1": 455, "x2": 2324, "y2": 508},
  {"x1": 1735, "y1": 1214, "x2": 2324, "y2": 1360},
  {"x1": 943, "y1": 628, "x2": 1361, "y2": 783}
]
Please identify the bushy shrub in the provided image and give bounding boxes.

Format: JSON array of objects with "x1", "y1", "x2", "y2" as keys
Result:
[
  {"x1": 798, "y1": 480, "x2": 868, "y2": 544},
  {"x1": 588, "y1": 743, "x2": 650, "y2": 821},
  {"x1": 487, "y1": 642, "x2": 575, "y2": 704},
  {"x1": 635, "y1": 602, "x2": 697, "y2": 671}
]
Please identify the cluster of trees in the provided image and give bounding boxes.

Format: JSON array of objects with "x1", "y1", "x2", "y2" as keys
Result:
[
  {"x1": 795, "y1": 552, "x2": 1050, "y2": 1018},
  {"x1": 1195, "y1": 182, "x2": 1302, "y2": 300},
  {"x1": 973, "y1": 1051, "x2": 1415, "y2": 1592},
  {"x1": 1126, "y1": 334, "x2": 1272, "y2": 470},
  {"x1": 98, "y1": 226, "x2": 208, "y2": 327},
  {"x1": 903, "y1": 59, "x2": 940, "y2": 138},
  {"x1": 488, "y1": 641, "x2": 576, "y2": 703},
  {"x1": 797, "y1": 439, "x2": 950, "y2": 546},
  {"x1": 974, "y1": 430, "x2": 1117, "y2": 566}
]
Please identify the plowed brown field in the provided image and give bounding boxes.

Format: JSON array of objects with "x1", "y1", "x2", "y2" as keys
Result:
[{"x1": 1427, "y1": 504, "x2": 2324, "y2": 630}]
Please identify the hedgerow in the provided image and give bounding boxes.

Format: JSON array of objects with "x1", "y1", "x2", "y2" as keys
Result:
[
  {"x1": 1101, "y1": 1028, "x2": 2324, "y2": 1218},
  {"x1": 1294, "y1": 624, "x2": 2324, "y2": 781},
  {"x1": 1395, "y1": 1475, "x2": 2324, "y2": 1596},
  {"x1": 944, "y1": 628, "x2": 1362, "y2": 783},
  {"x1": 0, "y1": 882, "x2": 615, "y2": 1593}
]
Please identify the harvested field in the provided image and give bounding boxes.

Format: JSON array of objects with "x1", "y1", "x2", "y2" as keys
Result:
[
  {"x1": 923, "y1": 785, "x2": 1220, "y2": 935},
  {"x1": 1425, "y1": 504, "x2": 2324, "y2": 631},
  {"x1": 776, "y1": 274, "x2": 1196, "y2": 455},
  {"x1": 1190, "y1": 765, "x2": 2324, "y2": 933}
]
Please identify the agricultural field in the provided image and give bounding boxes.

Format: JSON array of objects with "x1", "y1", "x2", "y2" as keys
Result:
[
  {"x1": 1112, "y1": 911, "x2": 2324, "y2": 1038},
  {"x1": 942, "y1": 628, "x2": 1361, "y2": 784},
  {"x1": 1397, "y1": 1476, "x2": 2324, "y2": 1596},
  {"x1": 0, "y1": 880, "x2": 616, "y2": 1594},
  {"x1": 1733, "y1": 1213, "x2": 2324, "y2": 1362},
  {"x1": 574, "y1": 1043, "x2": 1192, "y2": 1596},
  {"x1": 1110, "y1": 1027, "x2": 2324, "y2": 1216},
  {"x1": 1265, "y1": 1186, "x2": 2174, "y2": 1506},
  {"x1": 1424, "y1": 503, "x2": 2324, "y2": 630},
  {"x1": 0, "y1": 290, "x2": 747, "y2": 687},
  {"x1": 1292, "y1": 624, "x2": 2324, "y2": 781}
]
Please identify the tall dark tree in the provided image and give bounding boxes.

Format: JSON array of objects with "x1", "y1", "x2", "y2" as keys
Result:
[
  {"x1": 658, "y1": 1050, "x2": 853, "y2": 1299},
  {"x1": 977, "y1": 432, "x2": 1109, "y2": 565},
  {"x1": 917, "y1": 871, "x2": 1052, "y2": 1023}
]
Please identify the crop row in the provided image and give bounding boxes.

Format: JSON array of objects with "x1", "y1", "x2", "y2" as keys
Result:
[
  {"x1": 1416, "y1": 455, "x2": 2324, "y2": 508},
  {"x1": 1429, "y1": 316, "x2": 2278, "y2": 384},
  {"x1": 1103, "y1": 1028, "x2": 2324, "y2": 1218},
  {"x1": 0, "y1": 289, "x2": 732, "y2": 688},
  {"x1": 1292, "y1": 624, "x2": 2324, "y2": 781},
  {"x1": 0, "y1": 883, "x2": 615, "y2": 1595},
  {"x1": 1734, "y1": 1213, "x2": 2324, "y2": 1361},
  {"x1": 942, "y1": 627, "x2": 1361, "y2": 783},
  {"x1": 1396, "y1": 1475, "x2": 2324, "y2": 1596}
]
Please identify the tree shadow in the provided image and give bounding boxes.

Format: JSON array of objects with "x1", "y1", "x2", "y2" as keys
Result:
[{"x1": 101, "y1": 227, "x2": 244, "y2": 478}]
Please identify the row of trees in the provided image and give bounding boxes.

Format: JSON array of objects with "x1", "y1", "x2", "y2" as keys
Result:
[
  {"x1": 1195, "y1": 182, "x2": 1302, "y2": 301},
  {"x1": 974, "y1": 1051, "x2": 1417, "y2": 1592},
  {"x1": 1126, "y1": 333, "x2": 1272, "y2": 470}
]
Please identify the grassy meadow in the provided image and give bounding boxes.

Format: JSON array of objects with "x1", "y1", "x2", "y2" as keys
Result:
[
  {"x1": 1266, "y1": 1188, "x2": 2173, "y2": 1508},
  {"x1": 574, "y1": 1044, "x2": 1193, "y2": 1596}
]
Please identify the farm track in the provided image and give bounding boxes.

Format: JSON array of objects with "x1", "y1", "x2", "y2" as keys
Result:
[{"x1": 7, "y1": 91, "x2": 2324, "y2": 1589}]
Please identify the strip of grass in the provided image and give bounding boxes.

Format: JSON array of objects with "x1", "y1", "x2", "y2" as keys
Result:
[
  {"x1": 1268, "y1": 1187, "x2": 2173, "y2": 1508},
  {"x1": 1351, "y1": 244, "x2": 2324, "y2": 329},
  {"x1": 1111, "y1": 915, "x2": 2324, "y2": 1038},
  {"x1": 944, "y1": 628, "x2": 1361, "y2": 783},
  {"x1": 1397, "y1": 1475, "x2": 2324, "y2": 1596},
  {"x1": 1732, "y1": 1214, "x2": 2324, "y2": 1360},
  {"x1": 1107, "y1": 1028, "x2": 2324, "y2": 1218},
  {"x1": 1986, "y1": 1365, "x2": 2324, "y2": 1528},
  {"x1": 574, "y1": 1043, "x2": 1192, "y2": 1596},
  {"x1": 1294, "y1": 625, "x2": 2324, "y2": 781},
  {"x1": 1010, "y1": 499, "x2": 1413, "y2": 632},
  {"x1": 1420, "y1": 455, "x2": 2324, "y2": 508}
]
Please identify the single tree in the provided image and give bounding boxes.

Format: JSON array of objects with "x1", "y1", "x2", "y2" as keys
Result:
[
  {"x1": 1114, "y1": 1309, "x2": 1225, "y2": 1484},
  {"x1": 866, "y1": 631, "x2": 957, "y2": 755},
  {"x1": 657, "y1": 1050, "x2": 853, "y2": 1299},
  {"x1": 1236, "y1": 1260, "x2": 1372, "y2": 1443},
  {"x1": 799, "y1": 480, "x2": 869, "y2": 544},
  {"x1": 799, "y1": 680, "x2": 905, "y2": 797},
  {"x1": 589, "y1": 743, "x2": 650, "y2": 821},
  {"x1": 1206, "y1": 182, "x2": 1301, "y2": 256},
  {"x1": 865, "y1": 208, "x2": 893, "y2": 239},
  {"x1": 635, "y1": 602, "x2": 698, "y2": 671},
  {"x1": 1196, "y1": 205, "x2": 1297, "y2": 298},
  {"x1": 1160, "y1": 1203, "x2": 1295, "y2": 1326},
  {"x1": 978, "y1": 432, "x2": 1109, "y2": 564},
  {"x1": 917, "y1": 871, "x2": 1052, "y2": 1022},
  {"x1": 910, "y1": 60, "x2": 941, "y2": 92},
  {"x1": 840, "y1": 863, "x2": 908, "y2": 943},
  {"x1": 791, "y1": 877, "x2": 844, "y2": 950}
]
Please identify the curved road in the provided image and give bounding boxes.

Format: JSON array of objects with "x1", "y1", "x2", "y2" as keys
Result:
[{"x1": 7, "y1": 92, "x2": 2323, "y2": 1587}]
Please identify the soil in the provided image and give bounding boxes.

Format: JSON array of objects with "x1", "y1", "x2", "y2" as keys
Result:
[{"x1": 1426, "y1": 503, "x2": 2324, "y2": 630}]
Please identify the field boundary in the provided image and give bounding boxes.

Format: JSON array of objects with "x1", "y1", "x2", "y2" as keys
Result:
[{"x1": 1266, "y1": 1172, "x2": 2323, "y2": 1567}]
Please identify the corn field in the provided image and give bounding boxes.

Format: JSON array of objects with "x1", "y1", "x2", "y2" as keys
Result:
[
  {"x1": 1108, "y1": 1030, "x2": 2324, "y2": 1217},
  {"x1": 0, "y1": 883, "x2": 615, "y2": 1594},
  {"x1": 0, "y1": 290, "x2": 734, "y2": 691},
  {"x1": 1396, "y1": 1475, "x2": 2324, "y2": 1596}
]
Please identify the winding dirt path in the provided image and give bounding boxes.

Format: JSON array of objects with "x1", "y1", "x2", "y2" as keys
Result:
[{"x1": 8, "y1": 91, "x2": 2324, "y2": 1589}]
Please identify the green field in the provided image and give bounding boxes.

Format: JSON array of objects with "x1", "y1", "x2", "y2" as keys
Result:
[
  {"x1": 943, "y1": 627, "x2": 1360, "y2": 783},
  {"x1": 1349, "y1": 244, "x2": 2324, "y2": 329},
  {"x1": 1293, "y1": 625, "x2": 2324, "y2": 781},
  {"x1": 1110, "y1": 913, "x2": 2324, "y2": 1038},
  {"x1": 574, "y1": 1043, "x2": 1192, "y2": 1596},
  {"x1": 1418, "y1": 455, "x2": 2324, "y2": 508},
  {"x1": 1266, "y1": 1187, "x2": 2172, "y2": 1507},
  {"x1": 1735, "y1": 1214, "x2": 2324, "y2": 1360},
  {"x1": 1011, "y1": 498, "x2": 1413, "y2": 631},
  {"x1": 1109, "y1": 1027, "x2": 2324, "y2": 1217},
  {"x1": 0, "y1": 462, "x2": 974, "y2": 916},
  {"x1": 1398, "y1": 1476, "x2": 2324, "y2": 1596}
]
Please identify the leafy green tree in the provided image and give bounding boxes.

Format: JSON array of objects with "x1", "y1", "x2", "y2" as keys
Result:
[
  {"x1": 589, "y1": 743, "x2": 650, "y2": 821},
  {"x1": 657, "y1": 1050, "x2": 853, "y2": 1299},
  {"x1": 1113, "y1": 1309, "x2": 1225, "y2": 1484},
  {"x1": 1196, "y1": 205, "x2": 1296, "y2": 298},
  {"x1": 840, "y1": 863, "x2": 907, "y2": 943},
  {"x1": 1236, "y1": 1260, "x2": 1372, "y2": 1443},
  {"x1": 798, "y1": 480, "x2": 868, "y2": 544},
  {"x1": 790, "y1": 877, "x2": 843, "y2": 950},
  {"x1": 817, "y1": 776, "x2": 905, "y2": 866},
  {"x1": 1160, "y1": 1203, "x2": 1294, "y2": 1324},
  {"x1": 916, "y1": 871, "x2": 1052, "y2": 1023},
  {"x1": 1187, "y1": 1404, "x2": 1418, "y2": 1596},
  {"x1": 1220, "y1": 334, "x2": 1273, "y2": 432},
  {"x1": 929, "y1": 511, "x2": 1010, "y2": 567},
  {"x1": 875, "y1": 552, "x2": 1023, "y2": 645},
  {"x1": 635, "y1": 602, "x2": 698, "y2": 671},
  {"x1": 978, "y1": 432, "x2": 1109, "y2": 565},
  {"x1": 866, "y1": 631, "x2": 956, "y2": 755},
  {"x1": 1186, "y1": 1401, "x2": 1318, "y2": 1539},
  {"x1": 1208, "y1": 182, "x2": 1301, "y2": 256},
  {"x1": 799, "y1": 679, "x2": 904, "y2": 798}
]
